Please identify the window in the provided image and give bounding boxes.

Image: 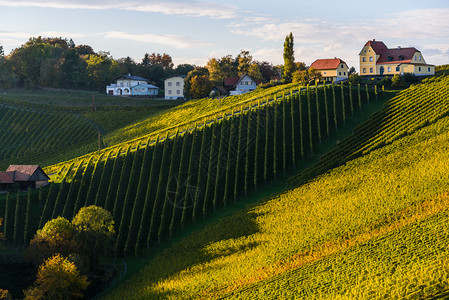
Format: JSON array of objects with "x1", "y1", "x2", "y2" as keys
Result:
[
  {"x1": 343, "y1": 72, "x2": 346, "y2": 76},
  {"x1": 177, "y1": 90, "x2": 180, "y2": 94},
  {"x1": 168, "y1": 82, "x2": 172, "y2": 86},
  {"x1": 387, "y1": 56, "x2": 393, "y2": 62},
  {"x1": 388, "y1": 67, "x2": 391, "y2": 72},
  {"x1": 418, "y1": 67, "x2": 421, "y2": 72},
  {"x1": 324, "y1": 72, "x2": 326, "y2": 75},
  {"x1": 168, "y1": 90, "x2": 172, "y2": 94},
  {"x1": 339, "y1": 72, "x2": 341, "y2": 76},
  {"x1": 419, "y1": 56, "x2": 422, "y2": 61},
  {"x1": 362, "y1": 57, "x2": 366, "y2": 62},
  {"x1": 396, "y1": 66, "x2": 400, "y2": 72},
  {"x1": 369, "y1": 57, "x2": 373, "y2": 62},
  {"x1": 362, "y1": 68, "x2": 366, "y2": 73},
  {"x1": 341, "y1": 64, "x2": 344, "y2": 68},
  {"x1": 176, "y1": 82, "x2": 180, "y2": 86},
  {"x1": 428, "y1": 67, "x2": 431, "y2": 72},
  {"x1": 369, "y1": 68, "x2": 373, "y2": 73}
]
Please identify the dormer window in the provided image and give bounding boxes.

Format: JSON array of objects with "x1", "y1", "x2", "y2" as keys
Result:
[
  {"x1": 387, "y1": 56, "x2": 393, "y2": 62},
  {"x1": 398, "y1": 55, "x2": 404, "y2": 61}
]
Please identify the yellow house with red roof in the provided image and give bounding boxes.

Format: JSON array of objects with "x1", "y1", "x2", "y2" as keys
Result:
[
  {"x1": 310, "y1": 58, "x2": 349, "y2": 83},
  {"x1": 359, "y1": 39, "x2": 435, "y2": 76}
]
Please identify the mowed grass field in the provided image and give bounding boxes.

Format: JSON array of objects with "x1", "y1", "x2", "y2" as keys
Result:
[{"x1": 103, "y1": 78, "x2": 449, "y2": 299}]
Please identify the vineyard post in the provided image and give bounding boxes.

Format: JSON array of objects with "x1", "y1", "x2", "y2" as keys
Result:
[
  {"x1": 254, "y1": 107, "x2": 261, "y2": 189},
  {"x1": 223, "y1": 110, "x2": 236, "y2": 207},
  {"x1": 299, "y1": 91, "x2": 304, "y2": 160},
  {"x1": 264, "y1": 102, "x2": 270, "y2": 183},
  {"x1": 332, "y1": 83, "x2": 338, "y2": 131},
  {"x1": 365, "y1": 84, "x2": 370, "y2": 103},
  {"x1": 349, "y1": 82, "x2": 354, "y2": 116},
  {"x1": 244, "y1": 107, "x2": 253, "y2": 197},
  {"x1": 341, "y1": 81, "x2": 346, "y2": 125},
  {"x1": 358, "y1": 83, "x2": 362, "y2": 111},
  {"x1": 324, "y1": 84, "x2": 330, "y2": 138},
  {"x1": 181, "y1": 124, "x2": 197, "y2": 228},
  {"x1": 290, "y1": 91, "x2": 296, "y2": 168},
  {"x1": 375, "y1": 85, "x2": 378, "y2": 100},
  {"x1": 315, "y1": 82, "x2": 321, "y2": 145},
  {"x1": 213, "y1": 113, "x2": 227, "y2": 212},
  {"x1": 307, "y1": 85, "x2": 313, "y2": 154},
  {"x1": 273, "y1": 99, "x2": 278, "y2": 179},
  {"x1": 282, "y1": 92, "x2": 287, "y2": 173},
  {"x1": 203, "y1": 120, "x2": 217, "y2": 218}
]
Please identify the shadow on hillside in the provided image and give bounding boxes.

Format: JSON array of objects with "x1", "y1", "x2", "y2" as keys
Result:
[{"x1": 138, "y1": 209, "x2": 262, "y2": 299}]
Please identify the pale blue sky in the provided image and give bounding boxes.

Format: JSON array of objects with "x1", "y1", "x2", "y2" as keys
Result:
[{"x1": 1, "y1": 0, "x2": 448, "y2": 69}]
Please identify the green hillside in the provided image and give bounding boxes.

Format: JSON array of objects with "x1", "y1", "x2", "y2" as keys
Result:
[
  {"x1": 0, "y1": 81, "x2": 383, "y2": 257},
  {"x1": 0, "y1": 90, "x2": 183, "y2": 168},
  {"x1": 101, "y1": 75, "x2": 449, "y2": 299},
  {"x1": 0, "y1": 104, "x2": 98, "y2": 170}
]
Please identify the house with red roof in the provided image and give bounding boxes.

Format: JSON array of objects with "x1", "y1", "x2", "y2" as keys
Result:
[
  {"x1": 0, "y1": 165, "x2": 49, "y2": 192},
  {"x1": 310, "y1": 58, "x2": 349, "y2": 83},
  {"x1": 224, "y1": 74, "x2": 258, "y2": 96},
  {"x1": 359, "y1": 40, "x2": 435, "y2": 77}
]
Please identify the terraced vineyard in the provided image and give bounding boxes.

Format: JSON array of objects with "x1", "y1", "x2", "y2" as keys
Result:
[
  {"x1": 102, "y1": 79, "x2": 449, "y2": 299},
  {"x1": 1, "y1": 82, "x2": 380, "y2": 255},
  {"x1": 290, "y1": 74, "x2": 449, "y2": 185},
  {"x1": 0, "y1": 104, "x2": 98, "y2": 170}
]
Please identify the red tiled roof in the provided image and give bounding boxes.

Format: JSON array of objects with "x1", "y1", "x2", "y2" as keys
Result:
[
  {"x1": 224, "y1": 77, "x2": 239, "y2": 87},
  {"x1": 364, "y1": 40, "x2": 420, "y2": 65},
  {"x1": 6, "y1": 165, "x2": 39, "y2": 181},
  {"x1": 310, "y1": 58, "x2": 346, "y2": 70},
  {"x1": 364, "y1": 40, "x2": 388, "y2": 53},
  {"x1": 0, "y1": 172, "x2": 15, "y2": 184}
]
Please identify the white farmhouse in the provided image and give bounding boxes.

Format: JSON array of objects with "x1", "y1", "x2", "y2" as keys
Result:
[
  {"x1": 164, "y1": 75, "x2": 186, "y2": 99},
  {"x1": 106, "y1": 74, "x2": 158, "y2": 96},
  {"x1": 227, "y1": 74, "x2": 258, "y2": 96}
]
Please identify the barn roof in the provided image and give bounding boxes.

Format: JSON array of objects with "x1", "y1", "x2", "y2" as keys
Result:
[
  {"x1": 0, "y1": 172, "x2": 15, "y2": 184},
  {"x1": 310, "y1": 58, "x2": 347, "y2": 70},
  {"x1": 6, "y1": 165, "x2": 50, "y2": 181}
]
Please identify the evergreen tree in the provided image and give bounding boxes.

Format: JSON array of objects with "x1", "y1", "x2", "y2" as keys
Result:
[{"x1": 283, "y1": 32, "x2": 295, "y2": 83}]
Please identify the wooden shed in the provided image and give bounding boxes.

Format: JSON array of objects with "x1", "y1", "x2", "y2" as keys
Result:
[{"x1": 0, "y1": 165, "x2": 50, "y2": 191}]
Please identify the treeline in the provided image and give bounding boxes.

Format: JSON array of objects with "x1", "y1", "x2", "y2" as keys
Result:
[
  {"x1": 0, "y1": 37, "x2": 194, "y2": 90},
  {"x1": 0, "y1": 84, "x2": 378, "y2": 256}
]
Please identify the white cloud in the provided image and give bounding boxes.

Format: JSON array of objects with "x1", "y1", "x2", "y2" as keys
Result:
[
  {"x1": 103, "y1": 31, "x2": 212, "y2": 49},
  {"x1": 0, "y1": 0, "x2": 238, "y2": 19}
]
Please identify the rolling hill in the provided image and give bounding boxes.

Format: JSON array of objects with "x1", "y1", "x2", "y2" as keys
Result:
[{"x1": 100, "y1": 74, "x2": 449, "y2": 299}]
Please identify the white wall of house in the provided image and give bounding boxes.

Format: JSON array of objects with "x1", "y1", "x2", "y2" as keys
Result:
[
  {"x1": 231, "y1": 75, "x2": 257, "y2": 95},
  {"x1": 165, "y1": 76, "x2": 185, "y2": 99}
]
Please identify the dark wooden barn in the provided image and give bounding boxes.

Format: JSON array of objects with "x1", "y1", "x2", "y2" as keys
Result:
[{"x1": 0, "y1": 165, "x2": 50, "y2": 192}]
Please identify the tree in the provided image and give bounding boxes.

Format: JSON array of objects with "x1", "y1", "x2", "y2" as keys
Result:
[
  {"x1": 237, "y1": 50, "x2": 253, "y2": 76},
  {"x1": 141, "y1": 52, "x2": 174, "y2": 70},
  {"x1": 307, "y1": 67, "x2": 322, "y2": 83},
  {"x1": 24, "y1": 254, "x2": 89, "y2": 300},
  {"x1": 257, "y1": 61, "x2": 280, "y2": 82},
  {"x1": 184, "y1": 67, "x2": 209, "y2": 99},
  {"x1": 72, "y1": 206, "x2": 115, "y2": 266},
  {"x1": 283, "y1": 32, "x2": 295, "y2": 83},
  {"x1": 248, "y1": 63, "x2": 264, "y2": 83},
  {"x1": 348, "y1": 66, "x2": 357, "y2": 76},
  {"x1": 25, "y1": 216, "x2": 79, "y2": 268},
  {"x1": 174, "y1": 64, "x2": 195, "y2": 75},
  {"x1": 189, "y1": 75, "x2": 213, "y2": 99}
]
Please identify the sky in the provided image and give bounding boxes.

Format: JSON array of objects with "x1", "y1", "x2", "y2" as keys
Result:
[{"x1": 1, "y1": 0, "x2": 449, "y2": 70}]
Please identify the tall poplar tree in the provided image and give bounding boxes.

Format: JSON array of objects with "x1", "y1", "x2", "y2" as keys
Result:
[{"x1": 283, "y1": 32, "x2": 295, "y2": 83}]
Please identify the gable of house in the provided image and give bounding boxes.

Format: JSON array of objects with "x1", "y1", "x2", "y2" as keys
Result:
[
  {"x1": 360, "y1": 40, "x2": 434, "y2": 76},
  {"x1": 6, "y1": 165, "x2": 50, "y2": 182}
]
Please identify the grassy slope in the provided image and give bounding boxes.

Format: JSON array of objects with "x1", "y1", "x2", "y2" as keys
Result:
[
  {"x1": 0, "y1": 89, "x2": 183, "y2": 168},
  {"x1": 103, "y1": 77, "x2": 449, "y2": 299}
]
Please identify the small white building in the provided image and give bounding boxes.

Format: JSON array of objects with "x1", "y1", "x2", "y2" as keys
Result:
[
  {"x1": 228, "y1": 74, "x2": 258, "y2": 96},
  {"x1": 164, "y1": 75, "x2": 186, "y2": 100},
  {"x1": 106, "y1": 75, "x2": 158, "y2": 96}
]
